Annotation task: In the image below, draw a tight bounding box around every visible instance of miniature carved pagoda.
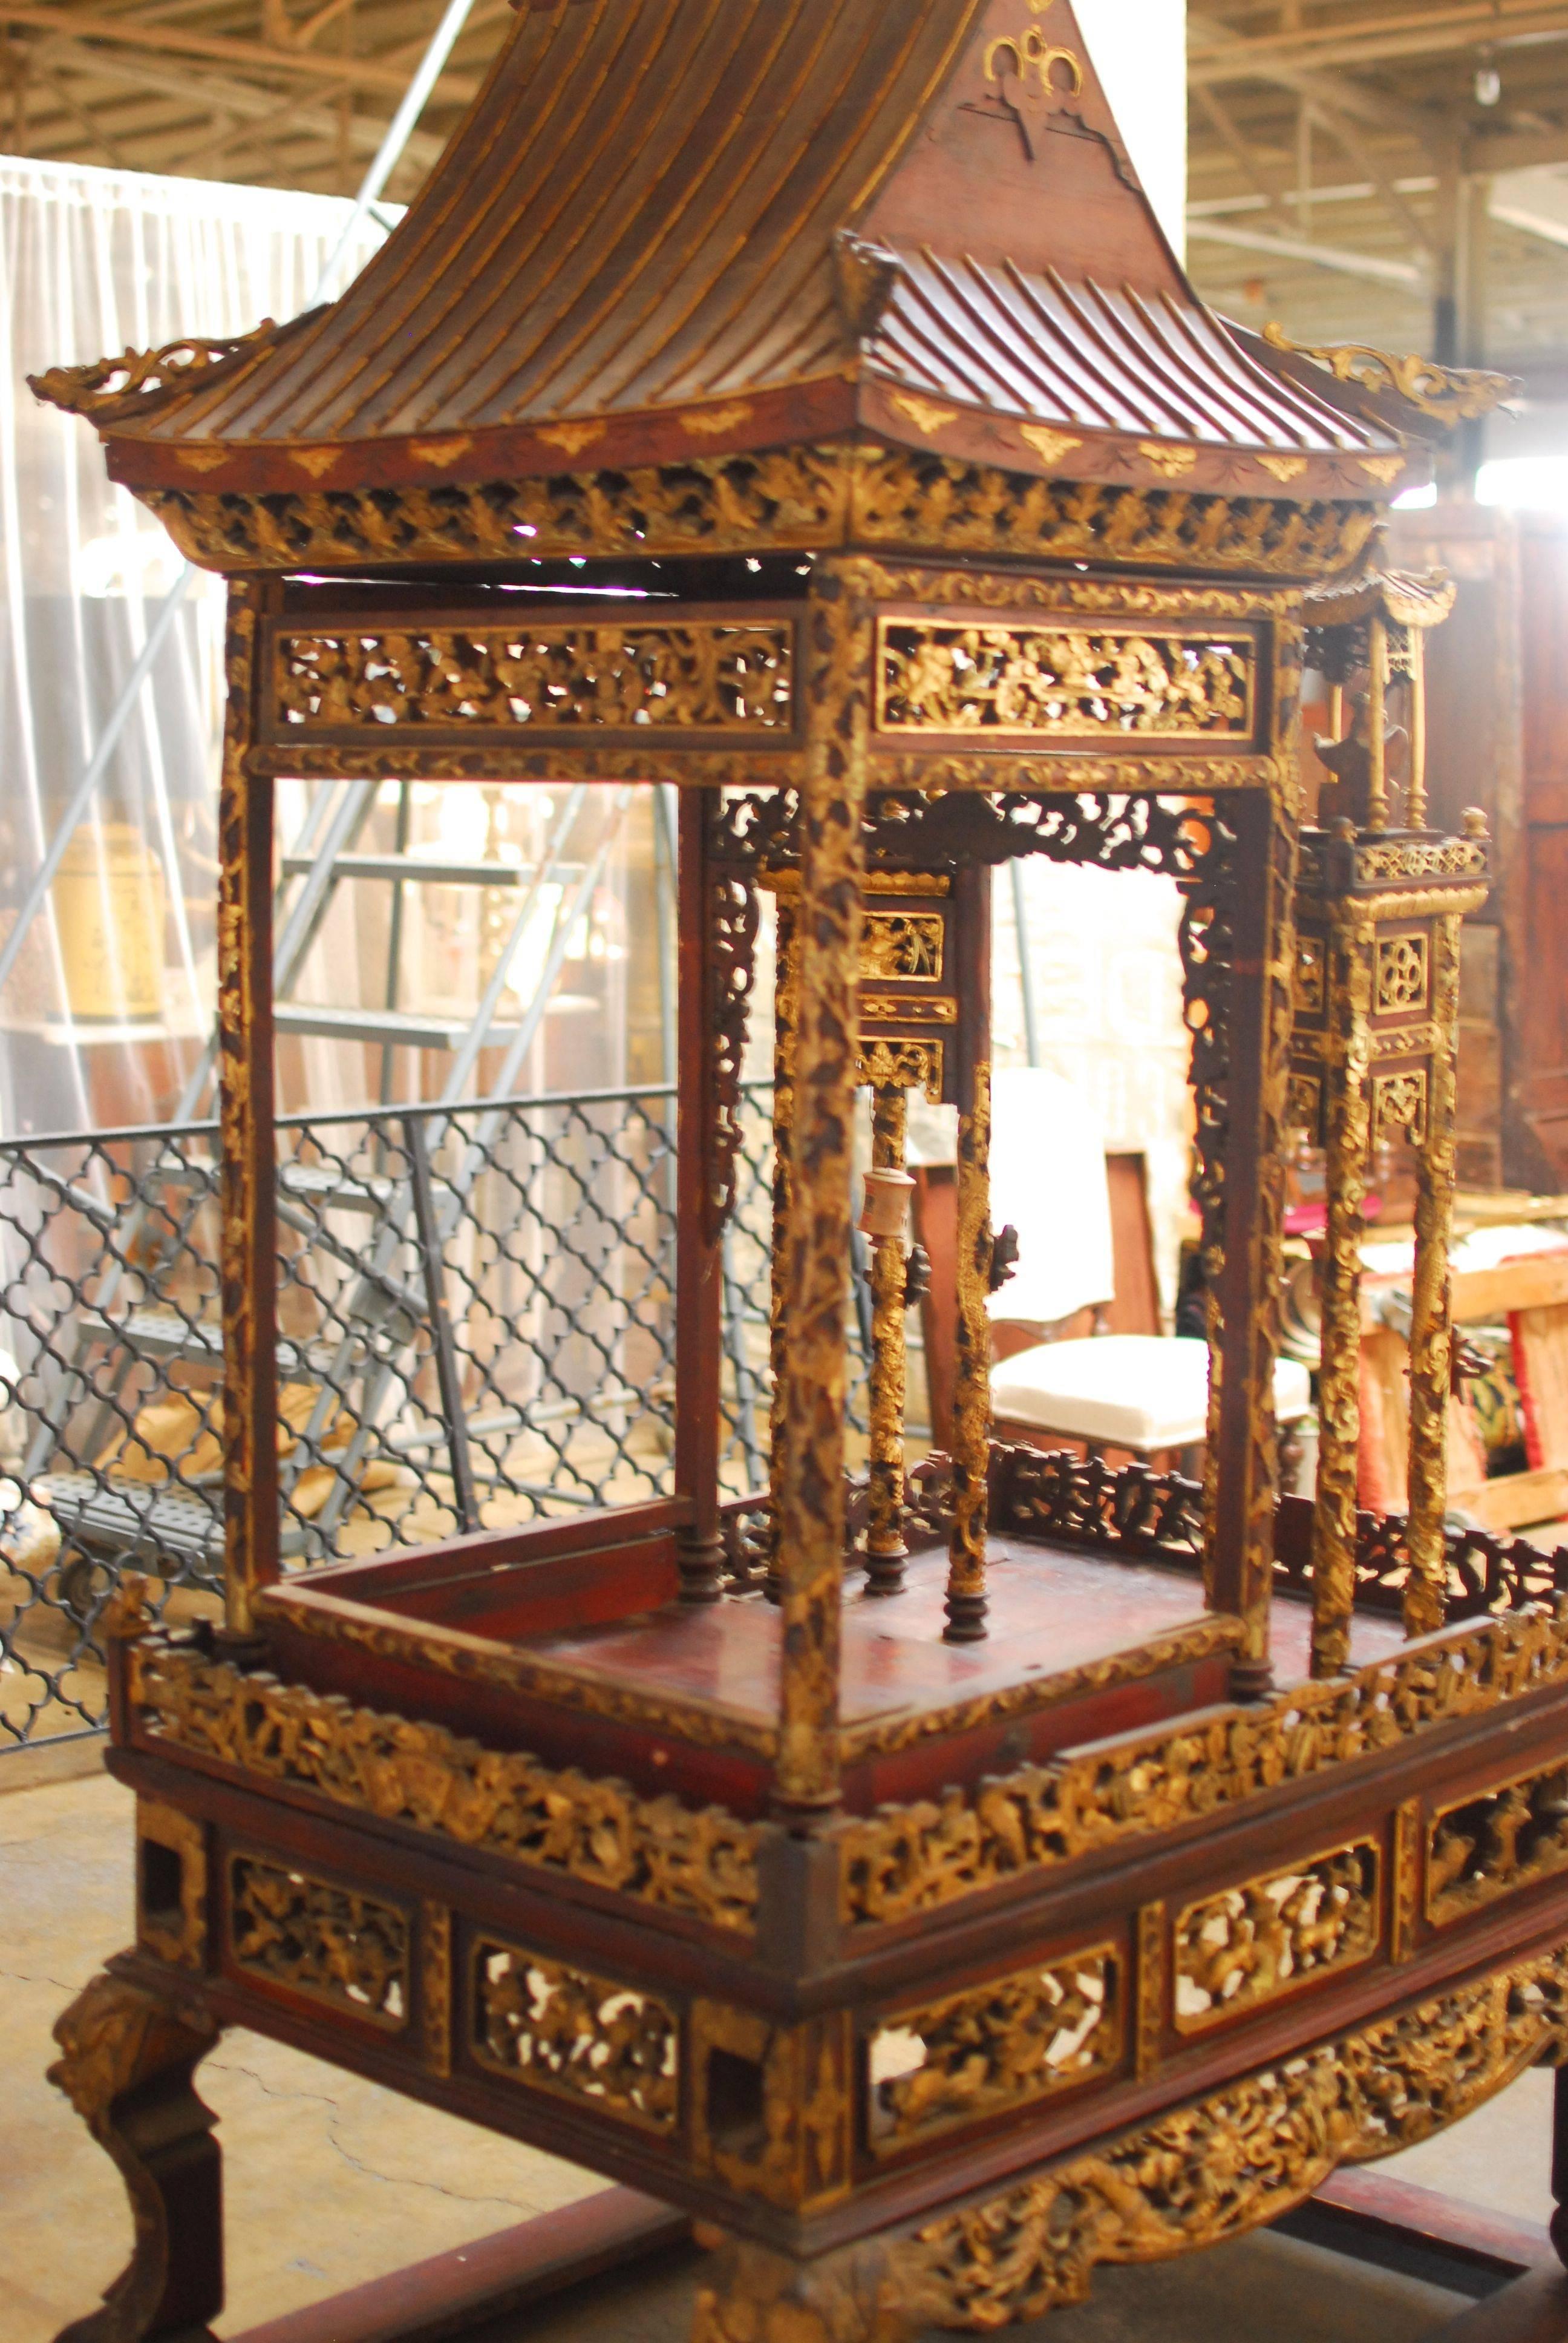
[36,5,1566,2339]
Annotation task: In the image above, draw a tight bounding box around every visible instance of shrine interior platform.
[265,1535,1409,1814]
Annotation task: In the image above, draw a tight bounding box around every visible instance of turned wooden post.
[863,1085,912,1598]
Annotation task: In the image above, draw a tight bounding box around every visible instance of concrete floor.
[0,1763,1555,2343]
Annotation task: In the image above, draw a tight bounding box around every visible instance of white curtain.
[0,153,387,1139]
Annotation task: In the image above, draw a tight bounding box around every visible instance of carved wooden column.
[1312,899,1375,1679]
[216,580,277,1648]
[1204,786,1296,1698]
[765,890,799,1605]
[774,559,870,1816]
[1404,906,1463,1635]
[863,1084,911,1598]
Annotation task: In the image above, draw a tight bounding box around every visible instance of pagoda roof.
[39,0,1449,507]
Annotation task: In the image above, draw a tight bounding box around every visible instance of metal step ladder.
[31,776,642,1581]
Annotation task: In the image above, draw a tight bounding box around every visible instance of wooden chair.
[915,1150,1313,1470]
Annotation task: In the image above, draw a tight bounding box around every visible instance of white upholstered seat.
[990,1334,1313,1455]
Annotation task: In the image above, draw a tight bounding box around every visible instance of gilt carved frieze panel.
[1172,1840,1381,2033]
[865,1944,1122,2153]
[263,614,797,745]
[875,617,1258,744]
[471,1937,679,2132]
[226,1851,410,2028]
[1428,1757,1568,1927]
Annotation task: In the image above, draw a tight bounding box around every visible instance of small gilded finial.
[1463,806,1490,839]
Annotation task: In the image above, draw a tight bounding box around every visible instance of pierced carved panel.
[272,622,794,735]
[227,1852,408,2026]
[1286,1072,1324,1136]
[876,621,1254,738]
[1173,1841,1380,2032]
[899,1947,1568,2330]
[139,454,1376,582]
[867,1945,1120,2150]
[707,867,760,1236]
[860,911,944,980]
[837,1599,1568,1930]
[471,1938,678,2131]
[1371,1067,1428,1145]
[857,1039,944,1099]
[1354,834,1488,884]
[1293,933,1327,1019]
[131,1643,760,1933]
[1376,933,1429,1014]
[1428,1759,1568,1927]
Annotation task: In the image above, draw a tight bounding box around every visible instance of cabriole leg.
[48,1968,223,2343]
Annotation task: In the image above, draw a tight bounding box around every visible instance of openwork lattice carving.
[877,622,1253,736]
[136,450,1377,579]
[1177,816,1241,1268]
[1428,1759,1568,1925]
[861,911,944,978]
[1371,1067,1428,1145]
[472,1939,679,2130]
[1293,934,1327,1017]
[997,1449,1204,1558]
[1173,1842,1380,2031]
[131,1641,761,1931]
[273,623,794,733]
[895,1946,1568,2332]
[837,1596,1568,1928]
[861,788,1233,877]
[708,870,762,1234]
[228,1853,408,2024]
[868,1947,1120,2148]
[1353,834,1488,883]
[1375,934,1428,1012]
[857,1039,944,1098]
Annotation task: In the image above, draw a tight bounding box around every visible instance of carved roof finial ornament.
[33,0,1458,552]
[1259,324,1519,428]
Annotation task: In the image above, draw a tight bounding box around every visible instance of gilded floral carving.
[867,1947,1120,2148]
[273,623,794,735]
[1428,1757,1568,1925]
[136,448,1377,582]
[131,1640,760,1932]
[227,1852,409,2025]
[837,1598,1568,1928]
[1172,1841,1380,2030]
[877,622,1253,738]
[472,1939,679,2131]
[860,911,944,980]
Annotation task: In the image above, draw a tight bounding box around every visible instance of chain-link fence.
[0,1079,869,1758]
